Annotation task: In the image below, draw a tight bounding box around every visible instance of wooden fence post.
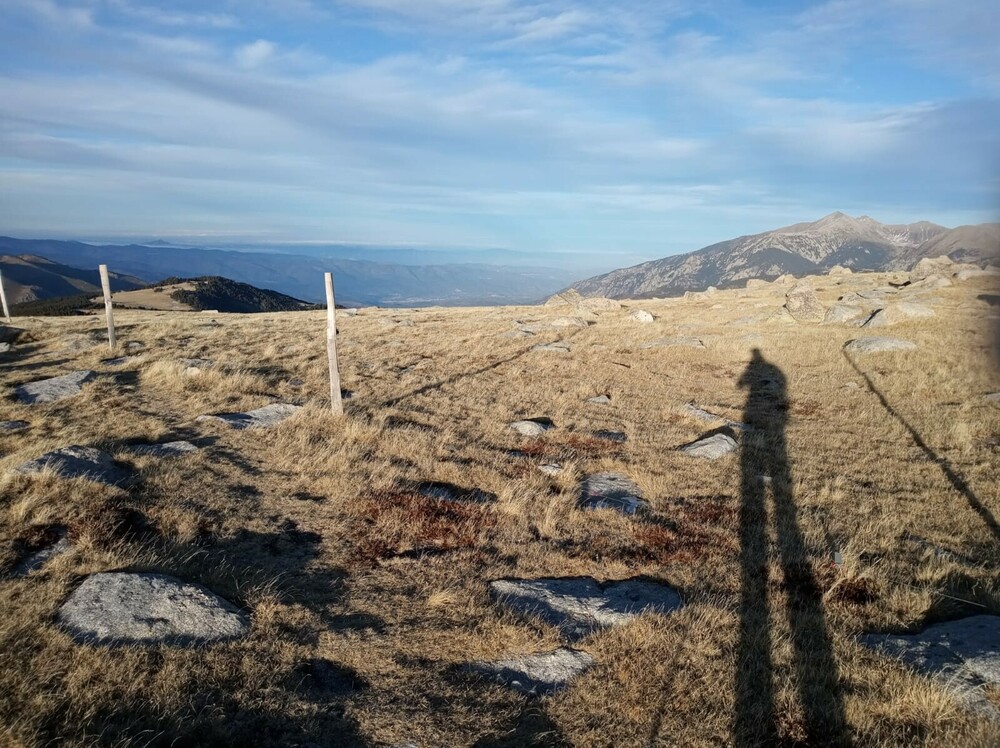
[325,272,344,415]
[0,269,10,322]
[99,264,116,350]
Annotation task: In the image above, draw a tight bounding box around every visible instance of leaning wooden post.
[99,264,116,350]
[0,269,10,322]
[325,272,344,415]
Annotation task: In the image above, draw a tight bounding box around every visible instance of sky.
[1,0,998,268]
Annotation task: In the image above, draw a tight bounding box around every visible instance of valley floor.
[1,269,999,747]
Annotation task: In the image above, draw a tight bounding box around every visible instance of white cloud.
[235,39,277,68]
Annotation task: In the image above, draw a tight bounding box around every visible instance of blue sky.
[1,0,998,268]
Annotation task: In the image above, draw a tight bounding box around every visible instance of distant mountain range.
[0,253,145,304]
[0,237,582,307]
[569,212,1000,299]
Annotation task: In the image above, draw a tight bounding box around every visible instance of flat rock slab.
[13,446,133,487]
[680,403,750,431]
[510,418,555,437]
[416,481,496,503]
[587,395,611,405]
[579,472,648,515]
[640,337,704,349]
[467,648,594,696]
[593,430,627,443]
[863,302,936,328]
[628,309,655,323]
[823,303,866,325]
[490,577,683,641]
[58,572,249,645]
[679,433,738,459]
[101,356,140,367]
[131,441,199,457]
[15,529,72,576]
[0,420,29,432]
[845,337,917,354]
[197,403,302,430]
[861,615,1000,716]
[14,371,95,404]
[538,463,564,476]
[532,342,572,353]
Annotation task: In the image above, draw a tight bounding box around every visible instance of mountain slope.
[569,213,999,299]
[0,237,579,307]
[122,276,317,313]
[0,254,145,304]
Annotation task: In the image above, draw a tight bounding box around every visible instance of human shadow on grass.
[735,349,848,747]
[473,703,570,747]
[843,350,1000,541]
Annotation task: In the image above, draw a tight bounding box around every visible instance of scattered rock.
[180,358,212,369]
[0,325,25,344]
[705,286,718,295]
[578,472,648,515]
[489,577,683,641]
[14,528,72,575]
[13,446,133,487]
[863,302,936,328]
[60,333,102,352]
[0,420,29,432]
[593,430,626,443]
[197,403,302,430]
[538,463,564,476]
[911,255,954,279]
[775,273,797,285]
[467,648,594,696]
[502,330,534,339]
[544,290,584,307]
[640,336,705,349]
[828,265,853,275]
[510,418,555,437]
[908,274,951,291]
[14,371,95,405]
[532,342,571,353]
[550,316,589,328]
[679,433,738,459]
[985,392,1000,406]
[0,342,11,353]
[731,308,796,326]
[58,572,249,645]
[823,303,866,325]
[131,441,199,457]
[844,337,918,354]
[587,395,611,405]
[680,403,750,431]
[861,615,1000,717]
[628,309,655,323]
[745,279,770,290]
[416,481,496,503]
[783,283,825,323]
[101,356,140,367]
[124,341,144,352]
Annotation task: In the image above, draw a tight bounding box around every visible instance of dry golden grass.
[0,270,998,746]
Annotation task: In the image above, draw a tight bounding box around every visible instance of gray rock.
[532,342,571,353]
[784,283,825,322]
[0,325,25,344]
[593,430,627,443]
[14,370,95,404]
[0,420,29,432]
[628,309,655,323]
[60,333,102,352]
[131,441,199,457]
[101,356,140,367]
[58,572,249,645]
[680,403,750,431]
[550,316,589,328]
[197,403,302,430]
[0,342,11,353]
[828,265,853,276]
[640,336,705,349]
[490,577,682,641]
[13,446,133,486]
[679,433,738,459]
[823,303,866,325]
[14,529,72,576]
[416,481,496,504]
[986,392,1000,405]
[587,395,611,405]
[467,648,594,696]
[538,463,564,476]
[861,615,1000,717]
[510,418,554,437]
[863,302,936,328]
[124,341,145,351]
[908,274,952,290]
[578,472,649,515]
[844,337,918,354]
[180,358,212,369]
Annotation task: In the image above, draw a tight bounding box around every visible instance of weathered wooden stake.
[99,264,116,350]
[0,269,10,322]
[325,272,344,415]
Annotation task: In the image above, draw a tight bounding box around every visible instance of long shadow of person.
[735,349,849,747]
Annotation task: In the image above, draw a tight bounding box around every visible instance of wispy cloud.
[0,0,996,261]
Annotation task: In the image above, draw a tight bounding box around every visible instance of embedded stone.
[13,446,133,487]
[679,433,738,459]
[14,371,95,404]
[467,648,594,696]
[197,403,302,430]
[578,472,648,515]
